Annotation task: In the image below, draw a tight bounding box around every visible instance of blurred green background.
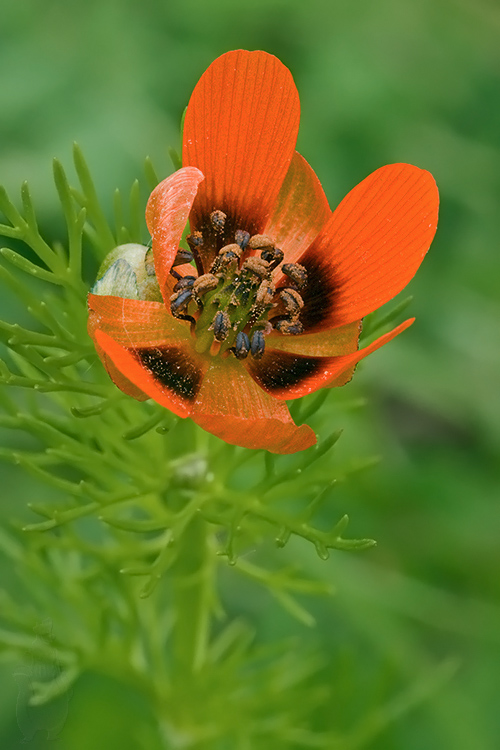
[1,0,499,747]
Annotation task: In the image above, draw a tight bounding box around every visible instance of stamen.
[273,317,304,335]
[248,234,274,251]
[192,273,219,303]
[255,280,275,308]
[210,210,227,233]
[279,288,304,315]
[281,263,308,290]
[170,289,193,317]
[234,331,250,360]
[211,311,231,341]
[172,248,194,266]
[260,246,284,270]
[250,330,265,359]
[210,243,242,274]
[220,243,243,259]
[235,229,250,250]
[241,257,270,281]
[172,220,309,359]
[186,232,204,251]
[173,275,196,292]
[186,231,205,276]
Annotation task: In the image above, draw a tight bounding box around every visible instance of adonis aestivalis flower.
[88,50,439,454]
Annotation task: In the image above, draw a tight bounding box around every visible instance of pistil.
[168,213,309,360]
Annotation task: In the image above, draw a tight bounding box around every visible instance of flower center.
[169,210,308,360]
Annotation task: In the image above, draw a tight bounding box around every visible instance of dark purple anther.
[235,229,250,250]
[250,330,265,359]
[260,246,284,270]
[173,249,194,266]
[281,263,308,290]
[173,275,196,292]
[234,331,250,359]
[212,311,231,341]
[170,289,193,313]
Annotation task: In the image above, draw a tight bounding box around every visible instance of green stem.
[171,512,214,679]
[157,512,215,747]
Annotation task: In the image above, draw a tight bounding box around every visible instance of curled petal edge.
[145,166,204,301]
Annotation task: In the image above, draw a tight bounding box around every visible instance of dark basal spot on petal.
[298,254,338,330]
[248,350,325,392]
[133,346,202,401]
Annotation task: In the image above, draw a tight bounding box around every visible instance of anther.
[279,288,304,315]
[248,234,274,251]
[192,273,219,302]
[211,311,231,341]
[210,210,227,233]
[255,280,275,307]
[210,243,242,274]
[170,289,193,316]
[241,257,270,281]
[219,243,242,261]
[260,246,284,270]
[172,248,194,266]
[234,331,250,359]
[173,275,196,292]
[281,263,308,290]
[273,317,304,335]
[250,330,266,359]
[186,232,204,251]
[235,229,250,250]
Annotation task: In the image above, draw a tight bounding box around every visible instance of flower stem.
[170,511,214,680]
[157,512,216,747]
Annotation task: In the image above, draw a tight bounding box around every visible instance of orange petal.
[264,151,331,265]
[266,320,361,357]
[87,308,149,402]
[247,319,414,400]
[191,356,316,454]
[145,166,204,301]
[88,294,189,347]
[183,50,300,238]
[298,164,439,331]
[92,328,207,418]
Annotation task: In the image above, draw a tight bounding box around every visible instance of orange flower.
[88,50,439,454]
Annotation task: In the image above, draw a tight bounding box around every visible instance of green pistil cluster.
[169,211,308,361]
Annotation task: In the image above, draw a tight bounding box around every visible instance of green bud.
[91,243,162,301]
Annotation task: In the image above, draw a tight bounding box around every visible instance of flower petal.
[88,298,208,418]
[88,310,149,402]
[263,151,331,264]
[88,294,190,347]
[266,320,361,358]
[183,50,300,249]
[94,330,207,418]
[247,319,414,399]
[297,164,439,331]
[145,166,204,301]
[191,356,316,454]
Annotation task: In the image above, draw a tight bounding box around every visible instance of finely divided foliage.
[0,51,438,746]
[0,147,382,742]
[0,143,376,552]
